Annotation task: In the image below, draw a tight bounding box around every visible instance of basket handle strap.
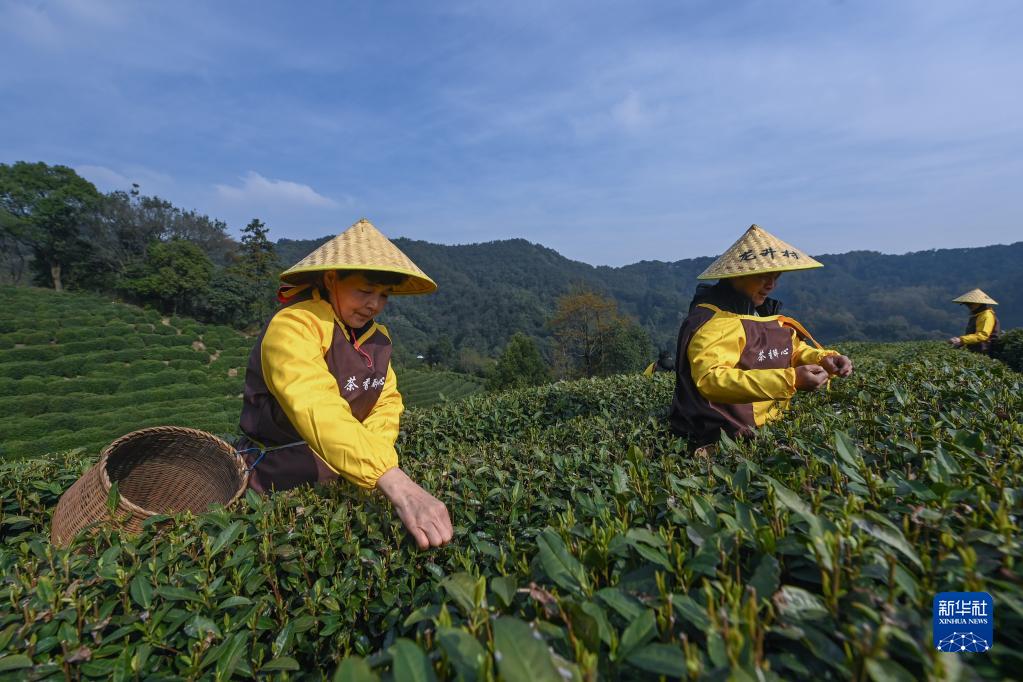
[237,440,307,473]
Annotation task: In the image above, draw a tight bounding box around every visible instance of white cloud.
[76,164,174,195]
[215,172,339,208]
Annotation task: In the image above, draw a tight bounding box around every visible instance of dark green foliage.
[487,332,550,390]
[0,161,102,291]
[1,341,1021,679]
[991,327,1023,372]
[425,335,456,368]
[119,240,215,316]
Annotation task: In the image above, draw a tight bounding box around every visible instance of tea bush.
[1,339,1020,680]
[991,327,1023,373]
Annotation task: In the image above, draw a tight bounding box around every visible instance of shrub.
[0,345,62,363]
[0,361,49,380]
[991,327,1023,372]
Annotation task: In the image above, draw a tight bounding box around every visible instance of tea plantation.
[1,330,1020,679]
[0,287,482,460]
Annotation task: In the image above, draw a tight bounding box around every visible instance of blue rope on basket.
[236,440,307,473]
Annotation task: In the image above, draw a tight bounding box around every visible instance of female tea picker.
[237,219,453,550]
[948,289,1000,355]
[669,224,854,448]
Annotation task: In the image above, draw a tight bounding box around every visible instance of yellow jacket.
[686,305,837,428]
[256,295,402,488]
[960,308,997,346]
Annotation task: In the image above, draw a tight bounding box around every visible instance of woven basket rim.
[97,426,248,518]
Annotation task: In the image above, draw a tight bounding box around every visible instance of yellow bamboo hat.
[280,218,437,295]
[697,224,824,280]
[952,289,998,306]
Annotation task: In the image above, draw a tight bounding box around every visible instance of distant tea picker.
[237,218,453,550]
[669,224,853,449]
[948,289,1000,355]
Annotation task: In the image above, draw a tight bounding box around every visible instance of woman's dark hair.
[289,269,409,290]
[336,269,409,287]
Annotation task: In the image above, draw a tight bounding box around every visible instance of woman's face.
[729,272,781,307]
[324,271,393,328]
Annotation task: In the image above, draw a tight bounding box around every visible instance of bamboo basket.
[51,426,248,547]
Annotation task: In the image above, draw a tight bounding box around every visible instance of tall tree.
[549,289,650,377]
[487,333,550,390]
[120,239,214,315]
[0,162,101,290]
[231,218,281,325]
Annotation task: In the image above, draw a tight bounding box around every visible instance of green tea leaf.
[864,658,916,682]
[333,656,379,682]
[597,588,643,622]
[390,638,437,682]
[493,617,561,682]
[437,627,485,682]
[615,609,656,661]
[261,656,300,672]
[155,586,201,602]
[106,481,120,515]
[441,572,477,616]
[626,643,685,677]
[853,515,923,570]
[748,554,780,602]
[129,575,153,609]
[773,586,829,622]
[209,520,243,556]
[536,528,588,595]
[214,633,248,682]
[0,655,33,673]
[491,575,517,609]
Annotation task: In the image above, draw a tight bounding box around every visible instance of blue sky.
[2,1,1021,266]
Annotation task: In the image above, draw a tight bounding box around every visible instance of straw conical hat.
[280,218,437,295]
[952,288,998,306]
[697,224,824,280]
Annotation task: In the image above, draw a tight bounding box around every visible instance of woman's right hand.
[795,364,830,392]
[376,467,453,550]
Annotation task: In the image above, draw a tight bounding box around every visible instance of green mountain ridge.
[276,236,1023,359]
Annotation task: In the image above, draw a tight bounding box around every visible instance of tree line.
[0,161,280,328]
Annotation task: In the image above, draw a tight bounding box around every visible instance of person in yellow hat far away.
[669,224,854,449]
[236,219,453,550]
[948,289,1000,355]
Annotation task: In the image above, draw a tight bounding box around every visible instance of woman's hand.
[948,337,962,347]
[820,354,854,377]
[795,364,830,392]
[376,467,453,550]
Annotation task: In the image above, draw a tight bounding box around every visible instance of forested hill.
[276,236,1023,357]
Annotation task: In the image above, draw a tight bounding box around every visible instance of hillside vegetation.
[277,236,1023,357]
[0,287,483,459]
[1,341,1020,679]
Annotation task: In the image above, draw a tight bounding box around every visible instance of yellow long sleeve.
[793,336,838,366]
[260,305,398,489]
[960,309,997,346]
[688,316,797,404]
[361,364,404,444]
